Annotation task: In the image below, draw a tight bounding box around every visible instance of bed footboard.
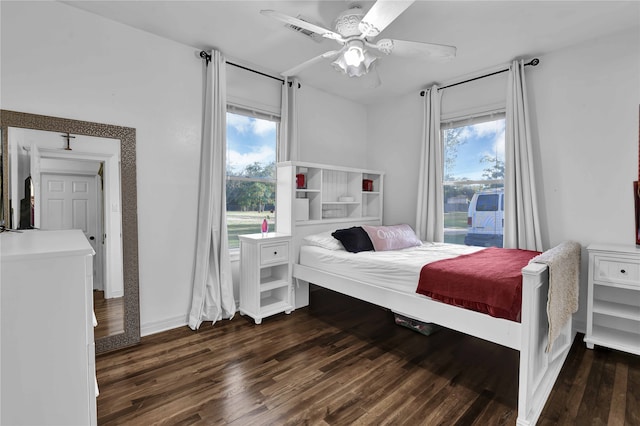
[294,251,576,425]
[517,262,576,425]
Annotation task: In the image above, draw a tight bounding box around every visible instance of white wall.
[1,1,203,334]
[367,93,424,226]
[1,1,367,335]
[367,27,640,329]
[297,85,368,168]
[528,28,640,248]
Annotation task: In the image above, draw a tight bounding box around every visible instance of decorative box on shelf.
[238,233,293,325]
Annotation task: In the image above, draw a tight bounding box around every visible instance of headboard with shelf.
[276,161,384,308]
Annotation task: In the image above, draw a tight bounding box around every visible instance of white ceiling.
[62,1,639,105]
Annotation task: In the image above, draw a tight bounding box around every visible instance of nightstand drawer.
[594,257,640,287]
[260,242,289,266]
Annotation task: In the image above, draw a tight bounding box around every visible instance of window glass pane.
[476,194,499,211]
[226,111,278,249]
[443,117,505,248]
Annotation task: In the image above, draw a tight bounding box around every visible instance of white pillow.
[302,231,345,251]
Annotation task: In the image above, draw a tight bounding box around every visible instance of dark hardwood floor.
[94,290,124,339]
[96,288,640,425]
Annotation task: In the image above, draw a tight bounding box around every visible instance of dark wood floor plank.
[94,290,124,339]
[96,288,640,425]
[593,351,617,424]
[466,396,517,426]
[551,344,595,424]
[608,362,628,426]
[576,347,608,424]
[626,357,640,426]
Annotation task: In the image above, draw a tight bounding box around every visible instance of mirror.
[1,110,140,353]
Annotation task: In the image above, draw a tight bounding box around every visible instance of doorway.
[7,126,124,336]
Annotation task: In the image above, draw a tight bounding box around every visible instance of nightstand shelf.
[585,243,640,356]
[260,294,291,313]
[592,299,640,321]
[260,277,289,291]
[239,233,293,325]
[588,324,640,354]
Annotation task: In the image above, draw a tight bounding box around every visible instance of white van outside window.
[464,188,504,247]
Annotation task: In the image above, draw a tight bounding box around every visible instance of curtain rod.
[420,58,539,96]
[199,51,299,87]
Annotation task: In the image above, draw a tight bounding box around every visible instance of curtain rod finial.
[199,51,211,63]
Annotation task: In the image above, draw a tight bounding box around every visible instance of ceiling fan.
[261,0,456,84]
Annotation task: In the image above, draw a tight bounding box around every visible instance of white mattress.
[298,242,483,294]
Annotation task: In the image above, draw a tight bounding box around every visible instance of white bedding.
[299,242,484,293]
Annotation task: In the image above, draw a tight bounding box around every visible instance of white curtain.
[278,77,300,162]
[188,50,236,330]
[504,60,543,251]
[415,85,444,242]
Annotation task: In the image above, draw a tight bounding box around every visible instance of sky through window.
[226,113,276,176]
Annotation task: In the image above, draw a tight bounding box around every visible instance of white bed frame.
[291,223,576,426]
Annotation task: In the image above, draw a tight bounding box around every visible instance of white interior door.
[40,173,103,289]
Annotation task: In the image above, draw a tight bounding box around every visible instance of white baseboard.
[105,290,124,299]
[141,314,188,337]
[140,301,241,337]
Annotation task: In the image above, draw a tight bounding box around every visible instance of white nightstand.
[585,243,640,355]
[238,233,293,324]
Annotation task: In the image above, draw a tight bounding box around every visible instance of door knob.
[89,236,95,241]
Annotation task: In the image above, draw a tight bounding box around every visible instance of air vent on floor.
[284,15,323,43]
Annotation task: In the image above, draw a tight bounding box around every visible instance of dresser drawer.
[260,242,289,266]
[594,256,640,287]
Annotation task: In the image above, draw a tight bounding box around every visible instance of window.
[442,114,505,248]
[226,110,279,249]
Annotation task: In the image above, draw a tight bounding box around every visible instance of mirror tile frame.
[1,110,140,353]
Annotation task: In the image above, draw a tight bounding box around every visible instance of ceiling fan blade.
[358,0,415,37]
[260,10,344,41]
[281,50,343,77]
[379,39,456,61]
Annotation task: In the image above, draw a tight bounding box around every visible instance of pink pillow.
[362,224,422,251]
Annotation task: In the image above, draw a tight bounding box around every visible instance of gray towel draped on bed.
[530,241,581,351]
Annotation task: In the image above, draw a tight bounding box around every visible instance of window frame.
[225,106,281,257]
[441,110,506,247]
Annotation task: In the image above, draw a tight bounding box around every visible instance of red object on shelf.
[362,179,373,191]
[296,174,305,189]
[635,181,640,245]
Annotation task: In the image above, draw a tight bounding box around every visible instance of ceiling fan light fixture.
[332,47,377,78]
[343,41,365,67]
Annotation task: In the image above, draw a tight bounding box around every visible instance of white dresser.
[585,243,640,356]
[1,229,97,425]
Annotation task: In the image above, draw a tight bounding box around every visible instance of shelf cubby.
[276,161,384,231]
